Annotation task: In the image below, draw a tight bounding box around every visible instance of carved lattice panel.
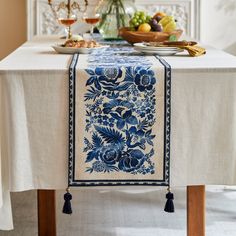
[36,0,99,36]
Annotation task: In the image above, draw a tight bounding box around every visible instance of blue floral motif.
[92,161,106,172]
[99,145,122,165]
[118,149,146,172]
[102,99,133,114]
[110,109,138,130]
[83,47,157,175]
[134,68,156,91]
[85,67,122,90]
[126,126,145,148]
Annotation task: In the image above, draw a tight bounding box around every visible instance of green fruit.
[169,35,177,41]
[141,16,146,21]
[132,11,154,28]
[129,23,134,28]
[140,12,145,17]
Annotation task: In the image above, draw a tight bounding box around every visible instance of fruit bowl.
[119,27,183,44]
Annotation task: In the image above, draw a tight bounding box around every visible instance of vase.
[97,0,136,40]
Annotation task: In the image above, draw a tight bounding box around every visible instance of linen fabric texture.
[0,37,236,229]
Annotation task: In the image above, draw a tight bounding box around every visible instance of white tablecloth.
[0,36,236,230]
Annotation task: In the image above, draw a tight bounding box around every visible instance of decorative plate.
[134,43,180,51]
[133,43,183,56]
[52,44,109,54]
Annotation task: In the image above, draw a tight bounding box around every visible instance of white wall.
[200,0,236,55]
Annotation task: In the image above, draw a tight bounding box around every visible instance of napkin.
[146,41,206,57]
[161,41,206,57]
[179,45,206,57]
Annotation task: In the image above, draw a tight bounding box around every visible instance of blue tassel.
[164,188,175,213]
[62,188,72,214]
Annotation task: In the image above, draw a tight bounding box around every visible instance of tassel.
[62,188,72,214]
[164,187,175,213]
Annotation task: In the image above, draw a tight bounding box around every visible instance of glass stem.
[90,25,94,38]
[68,26,72,39]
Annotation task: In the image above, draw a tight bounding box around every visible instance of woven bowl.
[119,27,183,44]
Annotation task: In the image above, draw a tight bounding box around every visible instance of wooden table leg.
[187,185,205,236]
[37,190,56,236]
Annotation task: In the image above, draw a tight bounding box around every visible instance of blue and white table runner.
[68,46,171,186]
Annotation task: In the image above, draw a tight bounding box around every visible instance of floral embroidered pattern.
[83,47,157,175]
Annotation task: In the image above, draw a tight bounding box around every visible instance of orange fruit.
[153,12,166,19]
[138,23,151,32]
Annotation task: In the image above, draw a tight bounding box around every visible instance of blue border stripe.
[156,56,171,186]
[68,53,79,186]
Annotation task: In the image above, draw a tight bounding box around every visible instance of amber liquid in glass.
[84,17,100,24]
[58,18,77,26]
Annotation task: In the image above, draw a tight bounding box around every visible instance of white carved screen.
[27,0,200,40]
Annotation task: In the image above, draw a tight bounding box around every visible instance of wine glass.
[83,12,101,39]
[58,14,77,39]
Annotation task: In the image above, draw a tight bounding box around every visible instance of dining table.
[0,35,236,236]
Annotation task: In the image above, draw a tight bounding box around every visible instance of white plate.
[52,44,109,54]
[133,43,179,51]
[134,47,183,56]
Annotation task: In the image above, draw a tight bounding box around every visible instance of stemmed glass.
[83,12,101,38]
[58,14,77,39]
[48,0,89,39]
